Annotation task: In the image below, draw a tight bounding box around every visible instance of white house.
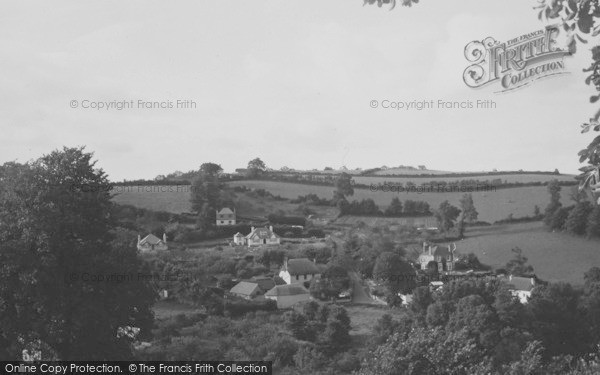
[418,242,456,272]
[137,233,168,252]
[216,207,236,226]
[233,226,281,247]
[502,275,536,304]
[265,284,311,309]
[279,258,321,285]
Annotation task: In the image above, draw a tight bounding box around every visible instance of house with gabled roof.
[279,257,321,285]
[230,281,262,299]
[216,207,236,226]
[137,233,168,252]
[233,226,281,247]
[501,275,536,304]
[265,284,311,309]
[418,242,456,272]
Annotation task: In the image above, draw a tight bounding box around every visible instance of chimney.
[163,233,167,243]
[313,258,316,264]
[269,225,273,232]
[251,226,255,232]
[283,257,288,271]
[137,234,141,244]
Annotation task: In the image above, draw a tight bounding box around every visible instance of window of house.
[295,275,299,280]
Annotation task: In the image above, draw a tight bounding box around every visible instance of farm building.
[137,233,168,252]
[279,258,321,285]
[418,242,456,272]
[265,284,311,309]
[233,226,281,246]
[230,281,262,299]
[216,207,236,226]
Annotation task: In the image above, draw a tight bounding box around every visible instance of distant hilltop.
[114,162,573,185]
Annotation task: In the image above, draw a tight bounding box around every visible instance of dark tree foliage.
[190,162,223,228]
[0,147,156,360]
[333,172,354,204]
[434,201,461,232]
[504,247,534,277]
[544,180,563,227]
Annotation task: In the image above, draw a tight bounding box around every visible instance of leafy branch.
[362,0,419,10]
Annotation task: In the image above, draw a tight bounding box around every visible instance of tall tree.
[384,197,403,217]
[199,162,223,176]
[459,193,478,223]
[0,147,155,360]
[373,252,415,296]
[434,201,461,232]
[565,200,593,235]
[586,204,600,238]
[190,162,223,228]
[543,180,562,227]
[504,247,534,277]
[333,172,354,205]
[247,157,267,178]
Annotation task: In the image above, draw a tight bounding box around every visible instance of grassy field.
[452,222,600,285]
[334,215,437,228]
[110,184,338,220]
[112,181,577,223]
[111,185,191,213]
[111,180,579,224]
[227,180,575,223]
[353,173,576,185]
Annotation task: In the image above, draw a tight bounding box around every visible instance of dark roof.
[217,208,234,215]
[286,258,321,276]
[504,276,535,292]
[265,284,309,297]
[230,281,261,296]
[249,277,276,292]
[432,245,452,257]
[247,227,280,240]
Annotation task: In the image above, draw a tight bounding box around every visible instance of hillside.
[226,180,574,223]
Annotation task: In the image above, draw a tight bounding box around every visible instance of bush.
[268,214,306,226]
[224,299,277,318]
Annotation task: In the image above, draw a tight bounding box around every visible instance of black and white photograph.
[2,0,600,374]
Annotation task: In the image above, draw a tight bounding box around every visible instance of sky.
[0,0,598,180]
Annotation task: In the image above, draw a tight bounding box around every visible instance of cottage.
[233,226,281,246]
[418,242,456,272]
[230,281,262,299]
[137,233,168,252]
[216,207,236,226]
[265,284,311,309]
[279,258,321,285]
[502,275,536,304]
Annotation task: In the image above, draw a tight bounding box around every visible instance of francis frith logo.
[463,25,571,92]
